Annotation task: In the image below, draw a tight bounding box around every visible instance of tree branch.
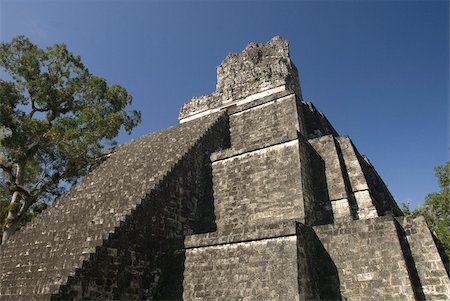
[17,199,31,220]
[10,183,32,199]
[30,172,61,201]
[0,159,16,183]
[30,99,47,118]
[25,143,40,158]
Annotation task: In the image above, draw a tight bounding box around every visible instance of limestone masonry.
[0,36,449,300]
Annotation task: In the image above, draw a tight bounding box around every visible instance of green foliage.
[401,202,413,216]
[0,36,141,240]
[402,161,450,257]
[1,170,47,235]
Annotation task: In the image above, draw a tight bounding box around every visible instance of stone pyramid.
[0,36,449,300]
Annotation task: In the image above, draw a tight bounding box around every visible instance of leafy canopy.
[402,161,450,257]
[0,36,141,236]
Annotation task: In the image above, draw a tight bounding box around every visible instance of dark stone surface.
[0,113,229,300]
[301,101,339,139]
[296,223,342,300]
[309,135,350,202]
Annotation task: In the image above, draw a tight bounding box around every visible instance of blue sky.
[1,0,448,208]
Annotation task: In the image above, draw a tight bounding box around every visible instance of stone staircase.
[0,112,228,300]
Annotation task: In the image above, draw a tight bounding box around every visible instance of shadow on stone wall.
[431,233,450,278]
[333,141,360,220]
[51,116,230,300]
[308,145,334,226]
[297,223,342,300]
[152,238,185,301]
[393,219,426,300]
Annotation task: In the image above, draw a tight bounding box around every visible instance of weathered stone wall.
[184,221,342,301]
[212,140,305,231]
[216,36,301,102]
[396,215,450,300]
[184,236,300,300]
[0,113,229,300]
[309,135,356,221]
[314,216,418,300]
[301,101,339,139]
[308,134,400,221]
[229,93,301,152]
[307,141,335,226]
[360,156,403,216]
[182,77,319,300]
[309,135,349,202]
[210,90,317,230]
[298,134,326,226]
[179,36,301,121]
[51,113,230,300]
[2,36,449,301]
[296,223,341,300]
[336,136,380,219]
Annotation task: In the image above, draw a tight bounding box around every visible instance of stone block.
[396,215,450,300]
[228,93,302,153]
[212,140,306,231]
[184,236,300,301]
[314,217,417,300]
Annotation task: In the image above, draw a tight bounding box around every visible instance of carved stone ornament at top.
[179,36,302,121]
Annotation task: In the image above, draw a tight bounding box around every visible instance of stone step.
[0,113,226,300]
[0,293,53,301]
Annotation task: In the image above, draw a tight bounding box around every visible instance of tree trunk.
[1,163,24,245]
[1,201,19,243]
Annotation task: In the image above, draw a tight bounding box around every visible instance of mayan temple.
[0,36,449,300]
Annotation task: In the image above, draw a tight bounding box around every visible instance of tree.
[0,196,47,238]
[0,154,48,237]
[402,161,450,257]
[0,36,141,244]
